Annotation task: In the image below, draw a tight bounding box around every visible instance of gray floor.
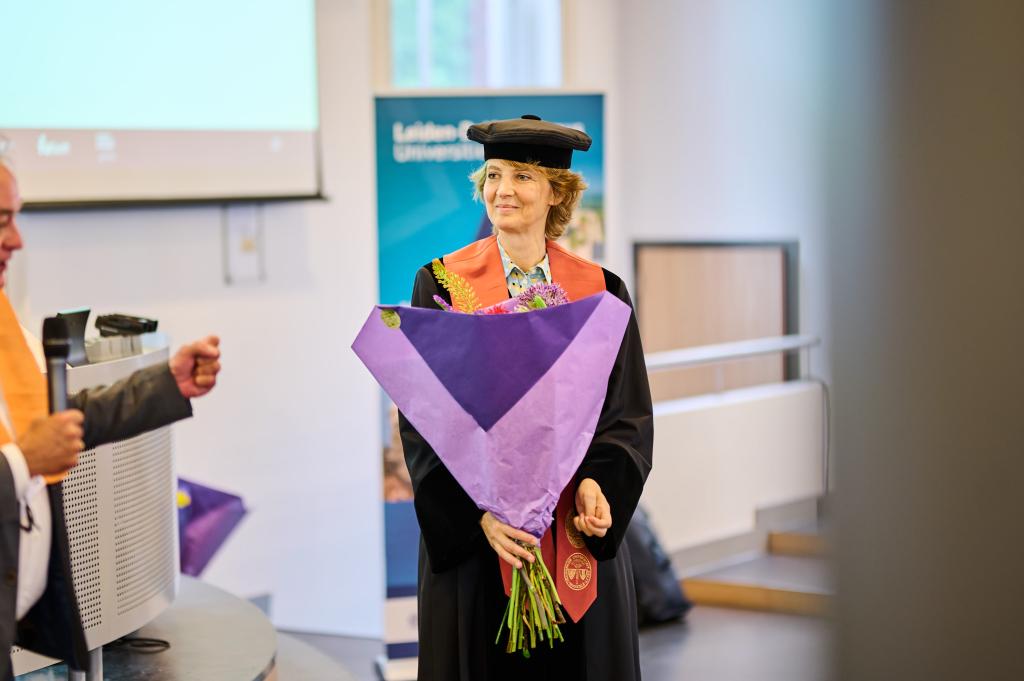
[284,605,831,681]
[639,607,830,681]
[275,633,363,681]
[695,554,833,594]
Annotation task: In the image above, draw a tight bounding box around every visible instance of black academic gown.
[399,264,654,681]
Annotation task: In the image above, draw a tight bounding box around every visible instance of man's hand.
[574,477,612,538]
[169,335,221,399]
[17,410,85,477]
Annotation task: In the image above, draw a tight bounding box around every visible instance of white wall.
[643,382,825,552]
[562,0,624,279]
[578,0,831,378]
[8,0,382,636]
[568,0,831,543]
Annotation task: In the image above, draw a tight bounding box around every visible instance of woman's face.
[483,159,558,237]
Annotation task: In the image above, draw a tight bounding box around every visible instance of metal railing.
[645,334,820,373]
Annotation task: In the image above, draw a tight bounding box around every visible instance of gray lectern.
[11,346,179,678]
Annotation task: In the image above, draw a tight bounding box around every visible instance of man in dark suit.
[0,159,222,678]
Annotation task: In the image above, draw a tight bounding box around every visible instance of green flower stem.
[514,567,521,649]
[496,601,507,645]
[510,567,519,629]
[497,541,568,655]
[526,563,549,632]
[536,546,563,606]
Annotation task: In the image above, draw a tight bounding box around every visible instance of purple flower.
[433,294,454,312]
[513,283,570,310]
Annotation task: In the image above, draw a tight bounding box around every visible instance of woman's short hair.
[470,161,588,240]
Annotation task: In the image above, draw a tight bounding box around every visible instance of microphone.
[42,316,70,414]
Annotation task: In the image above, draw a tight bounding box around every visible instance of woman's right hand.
[480,512,538,569]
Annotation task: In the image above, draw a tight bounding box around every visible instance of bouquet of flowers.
[352,260,630,655]
[428,259,569,316]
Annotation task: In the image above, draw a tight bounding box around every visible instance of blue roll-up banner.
[375,93,604,680]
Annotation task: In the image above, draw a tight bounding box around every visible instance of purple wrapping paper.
[352,291,631,538]
[177,478,247,577]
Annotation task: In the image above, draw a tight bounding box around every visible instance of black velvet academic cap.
[466,114,592,169]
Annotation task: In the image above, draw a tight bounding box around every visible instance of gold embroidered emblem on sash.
[563,552,593,591]
[565,512,586,548]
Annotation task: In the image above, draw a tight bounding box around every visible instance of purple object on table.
[352,291,631,538]
[177,478,247,577]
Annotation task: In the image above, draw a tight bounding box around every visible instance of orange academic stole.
[444,235,605,622]
[0,294,67,482]
[0,292,49,451]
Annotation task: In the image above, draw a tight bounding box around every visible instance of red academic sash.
[444,235,605,622]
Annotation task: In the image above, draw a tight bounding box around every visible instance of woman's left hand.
[574,478,612,538]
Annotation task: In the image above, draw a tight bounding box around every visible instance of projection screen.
[1,1,321,207]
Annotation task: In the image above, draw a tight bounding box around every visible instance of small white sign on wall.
[222,204,266,285]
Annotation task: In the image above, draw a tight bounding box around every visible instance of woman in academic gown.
[399,115,654,681]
